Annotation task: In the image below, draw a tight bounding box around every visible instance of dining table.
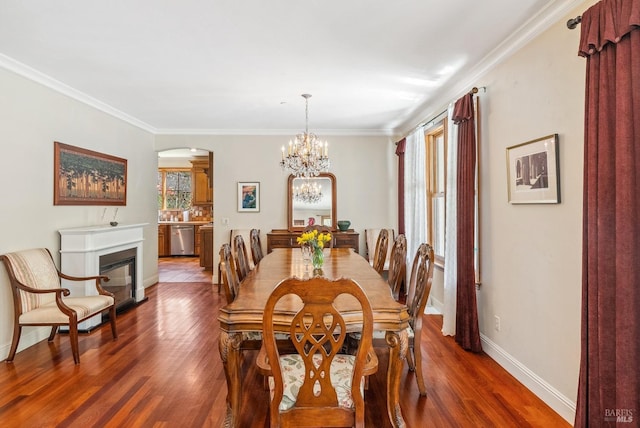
[217,247,411,427]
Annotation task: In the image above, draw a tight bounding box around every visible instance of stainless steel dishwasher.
[170,225,195,255]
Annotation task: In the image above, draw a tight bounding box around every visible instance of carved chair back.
[232,234,251,282]
[262,276,377,428]
[249,228,264,266]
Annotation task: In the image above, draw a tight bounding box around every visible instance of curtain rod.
[567,15,581,29]
[397,86,486,143]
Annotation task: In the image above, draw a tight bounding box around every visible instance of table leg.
[386,329,408,428]
[219,331,243,428]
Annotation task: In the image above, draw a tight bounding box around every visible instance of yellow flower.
[297,230,331,250]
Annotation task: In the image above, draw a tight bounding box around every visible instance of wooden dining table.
[217,247,411,427]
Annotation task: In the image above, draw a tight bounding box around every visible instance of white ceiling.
[0,1,580,136]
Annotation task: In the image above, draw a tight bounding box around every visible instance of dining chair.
[256,276,378,428]
[219,243,293,354]
[218,243,263,351]
[219,243,241,305]
[232,234,251,282]
[364,228,395,273]
[404,243,435,396]
[348,242,434,396]
[230,229,254,269]
[371,229,390,275]
[387,234,407,300]
[249,228,264,266]
[0,248,118,364]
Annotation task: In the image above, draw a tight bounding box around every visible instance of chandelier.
[280,94,330,177]
[293,180,323,204]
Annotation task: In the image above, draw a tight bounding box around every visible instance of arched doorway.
[157,148,214,283]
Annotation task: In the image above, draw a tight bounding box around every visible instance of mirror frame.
[287,173,337,232]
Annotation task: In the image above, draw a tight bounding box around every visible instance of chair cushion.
[19,296,114,324]
[269,353,360,411]
[5,249,60,312]
[351,325,414,341]
[242,331,290,341]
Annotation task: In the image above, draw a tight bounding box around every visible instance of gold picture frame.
[54,142,127,206]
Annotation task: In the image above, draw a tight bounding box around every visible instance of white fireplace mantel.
[59,223,147,329]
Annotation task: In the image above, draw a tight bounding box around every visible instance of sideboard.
[267,229,359,254]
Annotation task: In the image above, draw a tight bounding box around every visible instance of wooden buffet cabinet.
[267,229,359,254]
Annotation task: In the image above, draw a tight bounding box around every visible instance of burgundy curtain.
[575,0,640,425]
[395,138,406,235]
[452,93,482,352]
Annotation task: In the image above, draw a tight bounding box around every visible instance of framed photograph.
[506,134,560,204]
[54,141,127,206]
[237,182,260,212]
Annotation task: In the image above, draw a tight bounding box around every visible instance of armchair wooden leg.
[48,326,58,341]
[109,306,118,339]
[69,320,80,364]
[6,324,21,363]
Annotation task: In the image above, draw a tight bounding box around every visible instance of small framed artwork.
[237,182,260,212]
[506,134,560,204]
[54,141,127,206]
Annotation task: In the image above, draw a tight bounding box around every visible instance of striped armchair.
[1,248,117,364]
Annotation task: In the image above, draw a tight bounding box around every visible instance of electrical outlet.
[494,315,501,331]
[222,218,229,226]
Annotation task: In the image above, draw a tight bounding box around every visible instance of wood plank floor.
[158,256,213,282]
[0,258,570,427]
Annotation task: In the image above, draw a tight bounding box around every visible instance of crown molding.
[395,0,585,138]
[155,128,396,137]
[0,53,157,134]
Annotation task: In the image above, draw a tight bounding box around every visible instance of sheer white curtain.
[442,103,458,336]
[404,126,427,276]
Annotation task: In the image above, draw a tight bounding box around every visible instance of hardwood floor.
[158,256,213,282]
[0,259,569,427]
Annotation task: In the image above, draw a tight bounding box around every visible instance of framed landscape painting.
[54,142,127,206]
[237,182,260,212]
[506,134,560,204]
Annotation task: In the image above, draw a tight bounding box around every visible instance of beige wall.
[480,6,588,420]
[154,134,398,274]
[0,67,158,357]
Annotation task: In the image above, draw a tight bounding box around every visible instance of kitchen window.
[158,169,192,210]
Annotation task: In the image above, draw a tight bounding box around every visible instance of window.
[157,169,192,210]
[425,120,447,264]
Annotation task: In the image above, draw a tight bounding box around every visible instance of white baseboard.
[0,326,50,361]
[426,296,443,314]
[144,274,159,288]
[480,333,576,424]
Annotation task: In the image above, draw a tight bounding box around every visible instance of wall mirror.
[287,173,336,231]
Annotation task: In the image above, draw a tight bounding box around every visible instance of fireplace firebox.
[100,247,136,313]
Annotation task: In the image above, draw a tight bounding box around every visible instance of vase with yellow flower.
[297,229,332,271]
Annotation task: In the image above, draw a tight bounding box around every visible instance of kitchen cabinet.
[199,225,214,270]
[158,224,170,257]
[191,158,212,205]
